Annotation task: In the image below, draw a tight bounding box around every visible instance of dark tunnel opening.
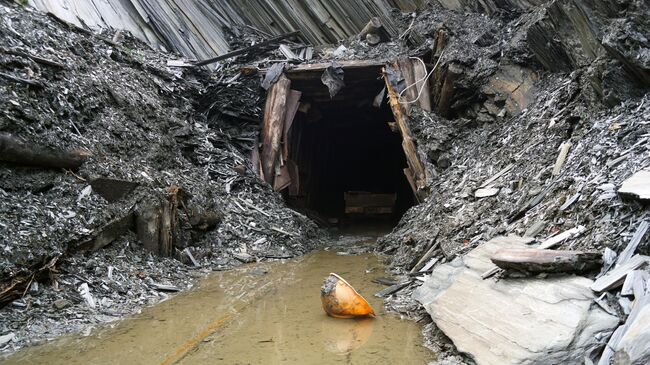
[283,68,416,227]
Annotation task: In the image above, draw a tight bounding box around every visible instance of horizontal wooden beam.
[285,60,385,74]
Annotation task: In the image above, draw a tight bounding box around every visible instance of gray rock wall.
[28,0,428,61]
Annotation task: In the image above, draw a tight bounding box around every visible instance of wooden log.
[284,60,384,76]
[0,71,44,88]
[374,281,410,297]
[480,163,514,188]
[261,74,291,185]
[412,59,432,111]
[490,248,602,274]
[359,17,390,45]
[402,138,426,187]
[403,168,418,196]
[0,256,59,308]
[0,133,89,170]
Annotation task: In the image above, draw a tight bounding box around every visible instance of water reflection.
[322,317,375,355]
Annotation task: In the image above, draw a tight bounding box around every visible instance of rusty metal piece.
[320,273,375,318]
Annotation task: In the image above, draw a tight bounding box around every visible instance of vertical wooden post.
[383,66,427,193]
[396,58,418,115]
[412,59,432,112]
[261,74,291,185]
[282,90,302,160]
[437,63,462,118]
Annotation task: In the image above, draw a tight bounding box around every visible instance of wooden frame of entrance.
[256,59,430,200]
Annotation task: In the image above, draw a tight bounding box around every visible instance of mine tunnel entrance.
[271,63,416,226]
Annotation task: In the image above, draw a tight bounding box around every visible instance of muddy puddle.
[2,250,434,364]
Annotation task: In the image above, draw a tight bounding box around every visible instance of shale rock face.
[414,236,619,365]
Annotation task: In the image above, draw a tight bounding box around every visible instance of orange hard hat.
[321,273,375,319]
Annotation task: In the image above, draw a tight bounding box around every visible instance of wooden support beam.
[437,63,462,117]
[282,90,302,159]
[412,59,432,111]
[384,68,427,192]
[135,187,184,257]
[396,58,418,115]
[261,74,291,185]
[284,60,384,75]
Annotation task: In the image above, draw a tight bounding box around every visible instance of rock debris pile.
[0,2,318,352]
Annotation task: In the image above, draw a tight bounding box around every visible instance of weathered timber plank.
[282,90,302,159]
[261,74,291,185]
[384,69,427,190]
[396,58,418,115]
[490,248,601,274]
[412,58,432,111]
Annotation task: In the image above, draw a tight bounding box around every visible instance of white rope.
[399,18,416,40]
[397,49,445,105]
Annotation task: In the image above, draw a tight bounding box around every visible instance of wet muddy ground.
[1,242,434,365]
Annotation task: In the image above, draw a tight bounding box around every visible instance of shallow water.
[2,250,434,365]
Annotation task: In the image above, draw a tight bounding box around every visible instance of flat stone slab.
[90,177,138,202]
[414,236,619,365]
[619,170,650,201]
[614,300,650,364]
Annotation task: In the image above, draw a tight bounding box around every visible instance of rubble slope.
[0,2,319,351]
